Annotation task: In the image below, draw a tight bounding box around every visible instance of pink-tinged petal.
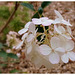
[25,22,32,28]
[16,41,23,49]
[54,25,62,34]
[42,20,53,26]
[49,52,60,64]
[26,34,34,42]
[62,34,72,39]
[61,53,69,63]
[62,19,72,26]
[67,26,72,35]
[55,47,65,52]
[40,17,48,20]
[32,18,41,25]
[50,36,61,49]
[39,44,52,55]
[54,10,63,19]
[27,45,32,54]
[67,52,75,61]
[18,28,28,35]
[21,33,28,40]
[64,39,74,51]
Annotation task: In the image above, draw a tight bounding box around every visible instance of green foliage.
[0,50,7,59]
[21,3,35,11]
[2,27,10,41]
[8,53,18,59]
[0,70,2,73]
[0,43,3,49]
[10,69,20,73]
[0,5,30,41]
[0,64,7,68]
[0,6,10,19]
[0,42,18,60]
[38,7,43,15]
[32,12,40,18]
[41,1,51,9]
[0,42,19,73]
[10,18,24,32]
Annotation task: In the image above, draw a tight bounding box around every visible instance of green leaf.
[41,1,51,9]
[0,43,3,49]
[21,3,35,11]
[10,69,20,73]
[0,70,2,73]
[32,12,40,18]
[38,7,43,15]
[0,64,7,68]
[0,50,7,58]
[32,12,44,18]
[8,53,18,59]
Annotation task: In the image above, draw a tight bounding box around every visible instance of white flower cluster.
[6,31,23,57]
[6,31,21,49]
[17,10,75,68]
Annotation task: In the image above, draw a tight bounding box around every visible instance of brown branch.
[0,2,20,33]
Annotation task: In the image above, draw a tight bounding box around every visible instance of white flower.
[39,36,65,64]
[26,41,39,55]
[25,22,38,54]
[32,17,54,26]
[61,39,75,63]
[54,25,72,39]
[21,33,28,41]
[16,22,36,49]
[54,10,72,26]
[18,22,32,35]
[9,31,18,36]
[26,22,38,43]
[6,31,22,49]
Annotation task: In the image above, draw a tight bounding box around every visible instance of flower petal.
[61,53,69,63]
[18,28,28,35]
[25,22,32,28]
[39,44,52,55]
[50,36,61,49]
[58,26,65,33]
[65,39,74,51]
[67,51,75,61]
[32,18,42,25]
[55,47,65,52]
[49,52,60,64]
[42,20,53,26]
[62,34,72,39]
[54,25,62,34]
[53,18,61,24]
[54,10,63,19]
[62,19,72,26]
[29,22,35,34]
[21,33,28,40]
[40,17,48,20]
[26,34,34,42]
[27,45,32,54]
